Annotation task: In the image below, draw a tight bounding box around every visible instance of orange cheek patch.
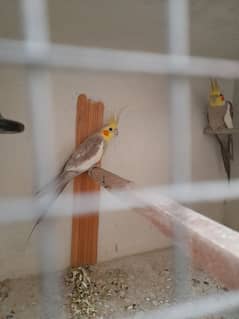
[103,130,109,136]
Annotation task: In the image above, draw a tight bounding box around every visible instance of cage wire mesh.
[1,0,239,318]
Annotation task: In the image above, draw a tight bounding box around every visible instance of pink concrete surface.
[89,167,239,289]
[140,198,239,289]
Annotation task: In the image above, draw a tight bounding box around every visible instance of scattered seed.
[65,266,129,318]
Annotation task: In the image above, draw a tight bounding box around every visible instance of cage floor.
[0,248,236,319]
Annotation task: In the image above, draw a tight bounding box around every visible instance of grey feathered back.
[208,104,227,130]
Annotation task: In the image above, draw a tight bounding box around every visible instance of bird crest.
[108,114,118,127]
[107,106,128,126]
[210,79,221,96]
[209,79,224,107]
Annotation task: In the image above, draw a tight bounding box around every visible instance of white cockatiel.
[208,79,234,180]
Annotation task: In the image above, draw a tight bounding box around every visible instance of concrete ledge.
[89,167,239,289]
[142,200,239,289]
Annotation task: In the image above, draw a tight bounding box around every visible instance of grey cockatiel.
[208,79,233,180]
[26,116,119,242]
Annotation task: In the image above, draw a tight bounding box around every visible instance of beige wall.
[2,1,239,60]
[51,69,172,265]
[0,67,173,279]
[0,65,235,279]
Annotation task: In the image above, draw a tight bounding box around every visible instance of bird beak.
[114,128,119,136]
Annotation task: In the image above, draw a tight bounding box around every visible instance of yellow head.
[209,79,225,107]
[100,115,119,142]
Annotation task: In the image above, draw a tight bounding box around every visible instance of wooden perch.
[88,167,133,190]
[89,167,239,289]
[89,167,172,235]
[71,95,104,267]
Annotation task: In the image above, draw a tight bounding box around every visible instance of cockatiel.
[208,79,234,180]
[26,116,119,242]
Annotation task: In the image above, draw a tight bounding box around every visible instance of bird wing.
[63,134,105,173]
[224,101,233,129]
[208,106,226,130]
[227,101,234,119]
[25,134,105,245]
[216,134,231,181]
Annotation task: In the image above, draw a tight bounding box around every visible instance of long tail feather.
[25,172,75,245]
[216,135,231,181]
[228,134,234,160]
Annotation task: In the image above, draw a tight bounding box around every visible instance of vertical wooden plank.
[71,94,104,266]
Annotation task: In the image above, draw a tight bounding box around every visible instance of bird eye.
[109,127,113,131]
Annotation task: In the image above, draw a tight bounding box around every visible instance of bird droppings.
[0,248,237,319]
